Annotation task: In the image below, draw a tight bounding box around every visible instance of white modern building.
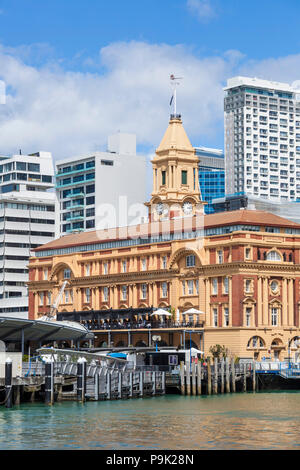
[56,133,148,235]
[224,76,300,201]
[0,151,56,318]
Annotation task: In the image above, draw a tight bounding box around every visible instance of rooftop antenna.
[170,74,183,117]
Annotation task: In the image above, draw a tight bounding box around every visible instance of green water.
[0,392,299,450]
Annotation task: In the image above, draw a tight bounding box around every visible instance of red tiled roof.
[33,209,300,253]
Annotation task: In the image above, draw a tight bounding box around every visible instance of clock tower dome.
[145,113,205,221]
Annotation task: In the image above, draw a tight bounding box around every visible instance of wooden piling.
[106,371,111,400]
[231,358,236,393]
[162,371,166,395]
[118,372,122,399]
[225,357,230,393]
[243,363,247,392]
[185,361,191,396]
[213,358,218,394]
[207,359,212,395]
[192,362,196,396]
[5,358,12,408]
[139,371,144,397]
[94,373,99,401]
[197,362,202,395]
[221,359,224,393]
[180,361,185,395]
[152,371,156,395]
[129,372,133,398]
[252,362,256,392]
[14,385,20,406]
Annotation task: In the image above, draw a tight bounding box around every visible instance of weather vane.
[170,74,183,116]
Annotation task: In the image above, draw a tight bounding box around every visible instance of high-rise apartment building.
[195,146,225,214]
[0,151,56,318]
[224,76,300,201]
[56,134,147,235]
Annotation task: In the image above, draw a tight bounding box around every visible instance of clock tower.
[145,113,205,221]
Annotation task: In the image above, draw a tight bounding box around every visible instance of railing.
[83,321,205,331]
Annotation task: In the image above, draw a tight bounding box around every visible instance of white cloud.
[186,0,216,21]
[0,41,230,159]
[1,41,300,165]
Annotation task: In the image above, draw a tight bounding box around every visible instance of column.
[153,282,157,308]
[228,276,232,327]
[262,277,269,326]
[205,278,211,326]
[199,277,205,317]
[282,278,288,327]
[132,283,137,308]
[113,285,118,309]
[257,277,263,327]
[288,278,294,327]
[148,283,153,306]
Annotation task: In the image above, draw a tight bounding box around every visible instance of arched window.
[247,336,265,348]
[266,251,281,262]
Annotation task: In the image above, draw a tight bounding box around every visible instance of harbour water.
[0,392,299,450]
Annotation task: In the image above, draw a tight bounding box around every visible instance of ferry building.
[28,113,300,362]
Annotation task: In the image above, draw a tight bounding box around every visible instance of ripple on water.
[0,392,299,449]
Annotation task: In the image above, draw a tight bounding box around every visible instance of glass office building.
[195,146,225,214]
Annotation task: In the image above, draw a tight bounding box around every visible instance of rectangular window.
[195,279,199,295]
[141,258,147,271]
[103,287,109,302]
[246,307,252,327]
[103,262,108,275]
[187,280,194,295]
[85,288,90,303]
[85,264,90,276]
[47,291,51,305]
[43,268,48,280]
[162,171,166,185]
[141,284,147,299]
[213,308,218,327]
[245,248,251,259]
[224,307,229,327]
[186,255,195,267]
[39,292,44,305]
[122,260,127,273]
[217,250,223,263]
[64,269,71,279]
[271,307,278,326]
[181,170,187,185]
[245,279,251,293]
[65,290,69,303]
[182,281,186,296]
[121,285,127,301]
[212,278,218,295]
[224,277,229,294]
[161,282,168,298]
[162,256,167,269]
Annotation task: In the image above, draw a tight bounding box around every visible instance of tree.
[209,344,228,359]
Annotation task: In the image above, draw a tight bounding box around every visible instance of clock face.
[183,201,193,215]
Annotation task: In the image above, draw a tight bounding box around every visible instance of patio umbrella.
[190,347,204,355]
[183,308,205,315]
[150,309,172,316]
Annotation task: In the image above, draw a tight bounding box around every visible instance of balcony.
[82,320,205,331]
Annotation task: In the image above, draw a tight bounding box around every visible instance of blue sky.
[0,0,300,159]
